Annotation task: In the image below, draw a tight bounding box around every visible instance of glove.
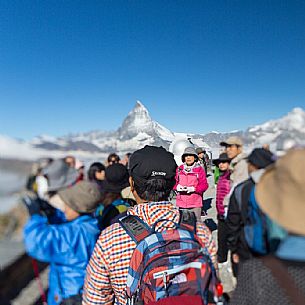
[224,206,228,218]
[21,195,41,216]
[177,184,186,192]
[39,199,56,218]
[186,186,195,193]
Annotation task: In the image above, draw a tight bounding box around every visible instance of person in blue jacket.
[23,181,102,305]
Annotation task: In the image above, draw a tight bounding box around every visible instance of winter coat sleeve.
[226,189,242,254]
[195,167,209,194]
[82,236,114,305]
[173,167,181,190]
[196,222,218,270]
[24,214,76,264]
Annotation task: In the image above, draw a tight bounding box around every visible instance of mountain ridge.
[1,103,305,159]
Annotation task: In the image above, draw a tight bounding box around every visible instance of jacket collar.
[128,201,179,228]
[250,168,265,183]
[231,152,247,165]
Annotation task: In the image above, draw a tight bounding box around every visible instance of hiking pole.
[31,258,48,305]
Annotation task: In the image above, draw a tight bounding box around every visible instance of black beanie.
[247,148,275,169]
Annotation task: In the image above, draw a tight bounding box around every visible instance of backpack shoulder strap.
[234,179,255,224]
[261,255,305,305]
[119,214,151,244]
[234,179,253,209]
[179,209,197,232]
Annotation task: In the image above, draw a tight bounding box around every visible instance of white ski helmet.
[169,138,195,165]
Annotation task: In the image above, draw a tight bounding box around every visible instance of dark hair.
[88,162,106,181]
[107,153,120,164]
[133,177,175,202]
[102,192,121,206]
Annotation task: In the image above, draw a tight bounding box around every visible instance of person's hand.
[21,195,41,216]
[177,184,186,192]
[232,253,240,264]
[186,186,195,193]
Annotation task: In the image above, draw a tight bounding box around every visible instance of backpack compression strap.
[119,215,151,244]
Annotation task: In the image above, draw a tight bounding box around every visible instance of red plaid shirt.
[82,201,217,305]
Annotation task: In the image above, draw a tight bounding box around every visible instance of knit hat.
[213,153,231,166]
[104,163,130,194]
[129,145,177,182]
[256,148,305,235]
[247,148,275,169]
[58,181,102,213]
[42,159,78,192]
[181,147,198,162]
[220,136,243,147]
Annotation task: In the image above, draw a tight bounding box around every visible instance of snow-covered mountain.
[1,103,305,160]
[244,107,305,150]
[31,101,175,154]
[118,101,174,141]
[199,107,305,150]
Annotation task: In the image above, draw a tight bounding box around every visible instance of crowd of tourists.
[21,139,305,305]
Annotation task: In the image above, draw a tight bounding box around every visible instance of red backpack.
[119,210,225,305]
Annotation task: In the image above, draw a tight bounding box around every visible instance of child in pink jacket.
[174,147,209,220]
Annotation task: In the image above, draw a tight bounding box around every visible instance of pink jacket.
[174,164,208,208]
[216,170,231,216]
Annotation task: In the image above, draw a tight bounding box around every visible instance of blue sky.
[1,1,305,139]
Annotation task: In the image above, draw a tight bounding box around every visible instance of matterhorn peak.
[135,100,146,109]
[117,101,174,143]
[128,100,150,117]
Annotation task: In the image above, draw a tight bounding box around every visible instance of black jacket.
[226,178,254,261]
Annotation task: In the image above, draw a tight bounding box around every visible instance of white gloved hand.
[186,186,195,193]
[224,206,228,218]
[177,184,186,192]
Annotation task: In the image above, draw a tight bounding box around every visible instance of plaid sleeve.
[82,235,114,305]
[196,222,218,270]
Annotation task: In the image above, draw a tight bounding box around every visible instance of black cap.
[104,163,130,193]
[129,146,177,181]
[247,148,275,169]
[213,153,231,166]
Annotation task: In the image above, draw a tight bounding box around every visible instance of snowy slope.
[245,107,305,149]
[0,134,108,161]
[30,101,175,153]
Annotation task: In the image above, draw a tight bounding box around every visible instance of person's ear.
[129,176,134,192]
